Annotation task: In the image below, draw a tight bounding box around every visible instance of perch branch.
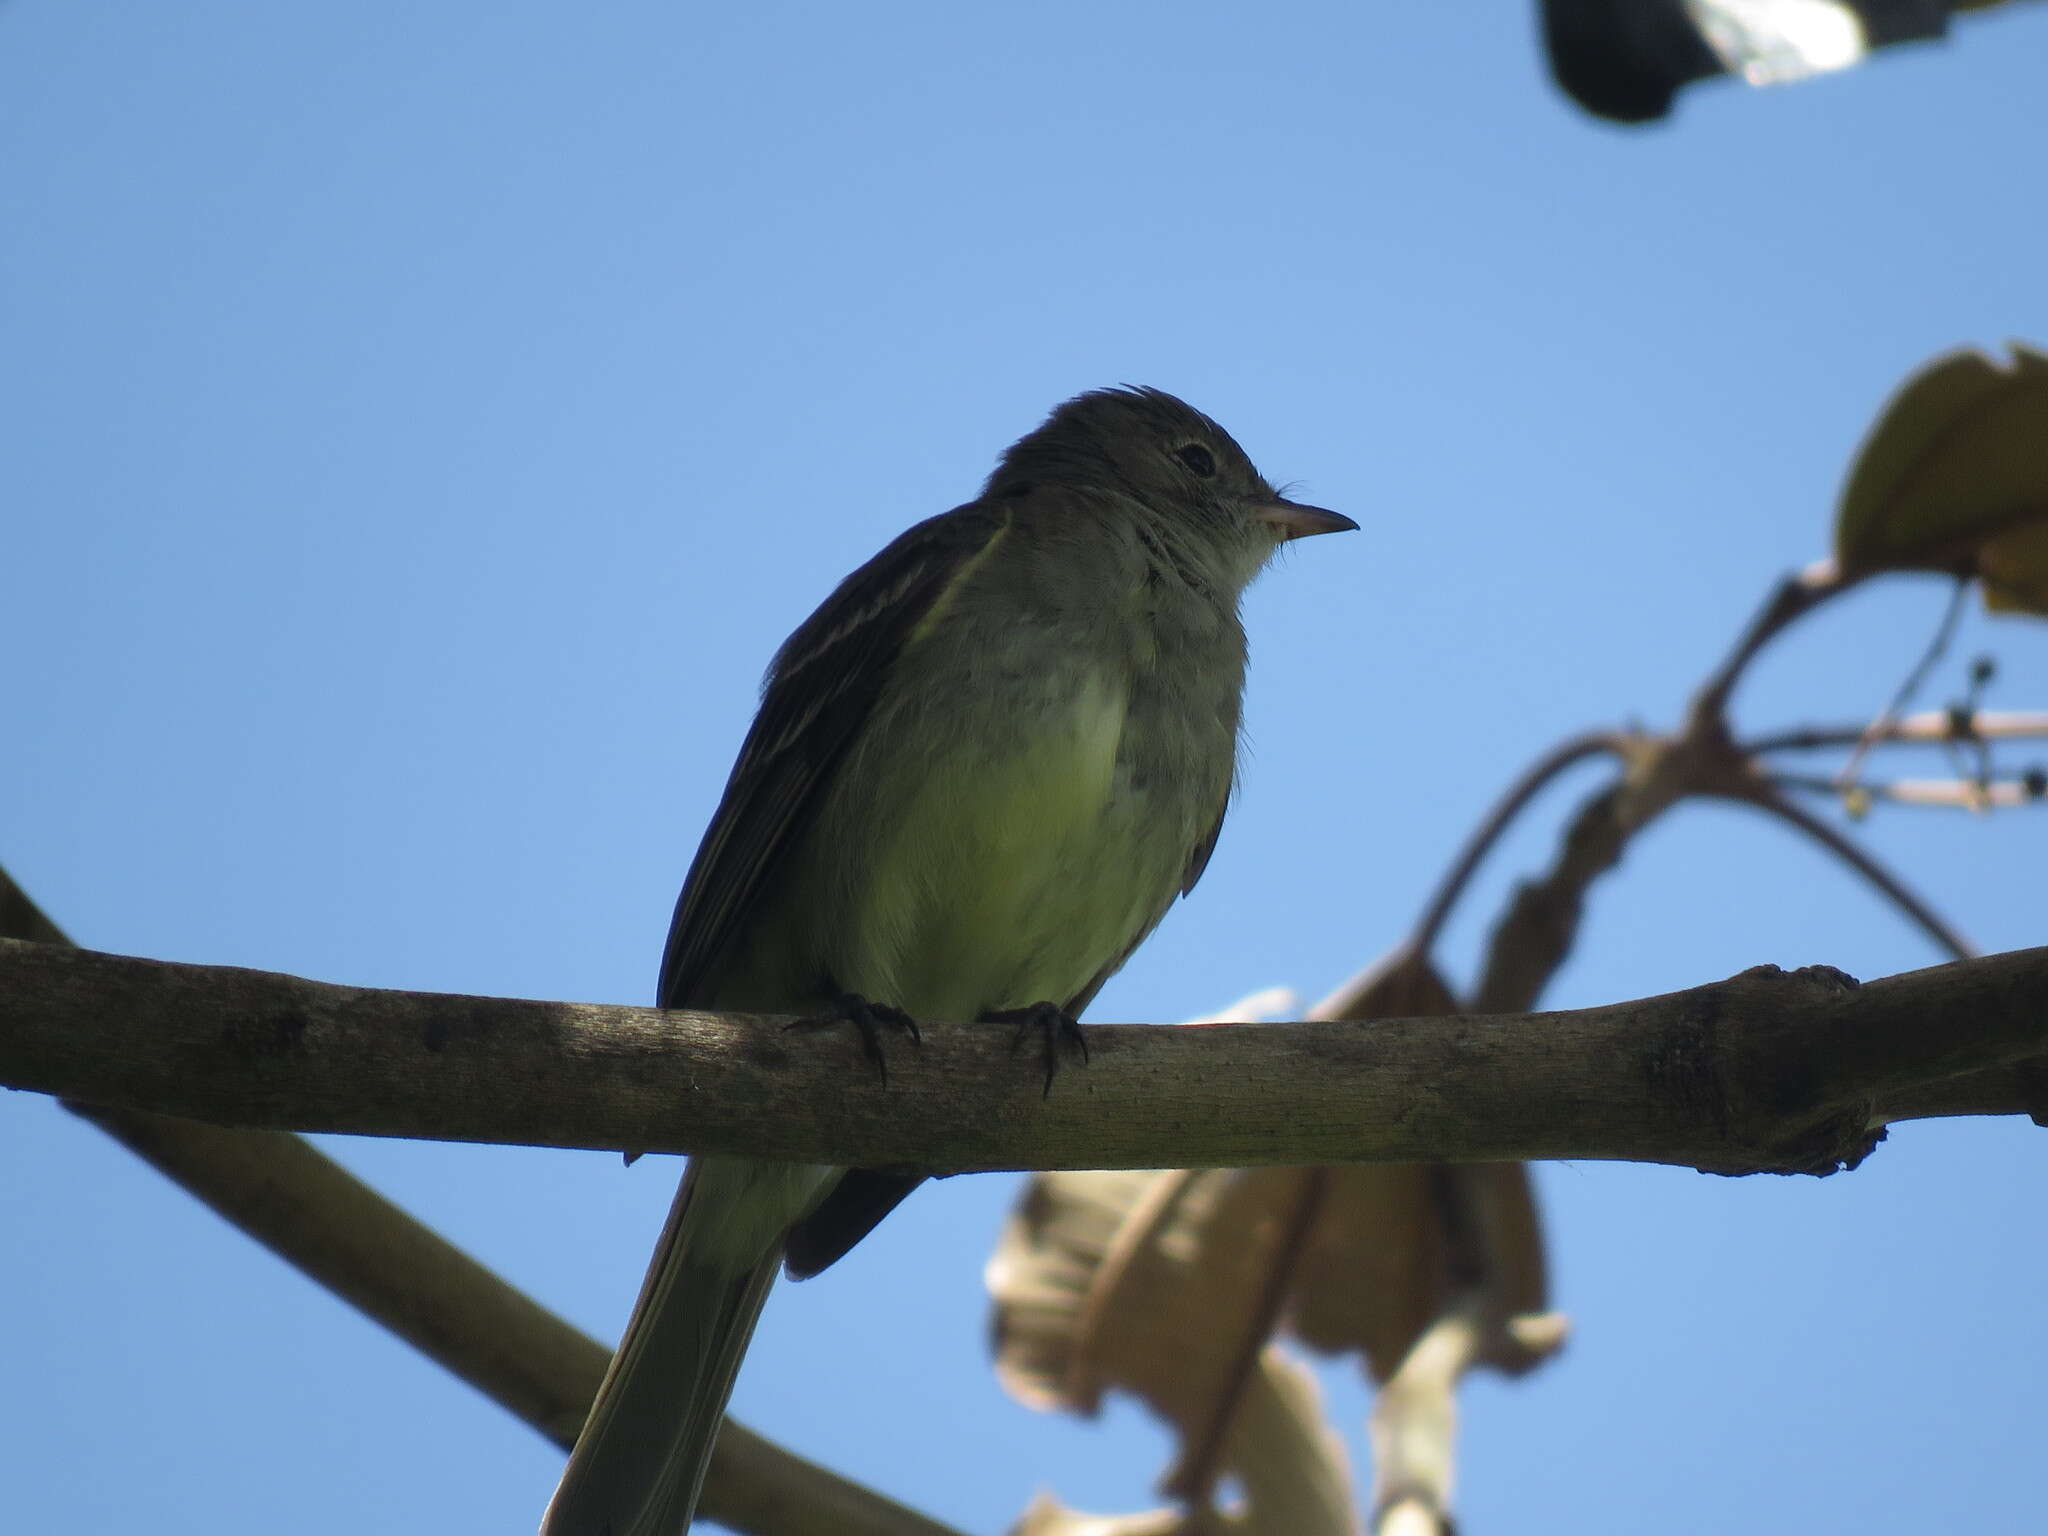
[6,936,2045,1177]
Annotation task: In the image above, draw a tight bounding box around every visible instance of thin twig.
[1718,788,1975,961]
[1746,709,2048,754]
[1406,731,1629,955]
[1834,576,1970,788]
[1770,773,2042,811]
[1468,780,1634,1015]
[1687,559,1850,726]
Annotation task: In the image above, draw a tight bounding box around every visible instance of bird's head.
[984,386,1355,586]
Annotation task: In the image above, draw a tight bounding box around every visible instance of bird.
[540,385,1355,1535]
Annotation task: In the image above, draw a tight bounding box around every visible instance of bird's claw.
[984,1001,1088,1097]
[788,993,921,1084]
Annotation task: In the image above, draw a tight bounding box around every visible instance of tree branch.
[0,869,962,1536]
[61,1104,960,1536]
[6,936,2044,1177]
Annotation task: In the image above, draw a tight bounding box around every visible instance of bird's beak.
[1255,497,1358,540]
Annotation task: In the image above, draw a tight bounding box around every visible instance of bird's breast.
[807,639,1226,1024]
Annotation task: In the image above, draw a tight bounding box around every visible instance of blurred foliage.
[1835,343,2048,615]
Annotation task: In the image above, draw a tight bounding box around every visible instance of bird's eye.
[1174,443,1217,478]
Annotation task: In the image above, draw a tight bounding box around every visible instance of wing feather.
[657,502,1009,1009]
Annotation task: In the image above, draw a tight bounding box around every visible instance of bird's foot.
[983,1001,1088,1098]
[787,992,921,1084]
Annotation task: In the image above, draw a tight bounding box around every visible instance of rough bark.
[8,936,2044,1177]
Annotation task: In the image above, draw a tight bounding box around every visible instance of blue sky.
[4,3,2046,1533]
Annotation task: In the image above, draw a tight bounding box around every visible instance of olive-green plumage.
[541,387,1353,1536]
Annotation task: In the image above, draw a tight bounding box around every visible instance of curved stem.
[1407,731,1629,956]
[1834,576,1970,789]
[1688,559,1851,726]
[1722,787,1975,961]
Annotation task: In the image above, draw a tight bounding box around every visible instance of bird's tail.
[541,1155,838,1536]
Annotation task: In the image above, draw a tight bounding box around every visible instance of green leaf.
[1834,342,2048,616]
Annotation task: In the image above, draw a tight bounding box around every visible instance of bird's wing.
[658,500,1010,1009]
[1180,796,1230,898]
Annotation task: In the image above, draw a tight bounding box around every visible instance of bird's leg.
[981,1001,1088,1097]
[786,992,921,1084]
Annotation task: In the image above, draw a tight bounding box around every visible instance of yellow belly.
[832,667,1160,1023]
